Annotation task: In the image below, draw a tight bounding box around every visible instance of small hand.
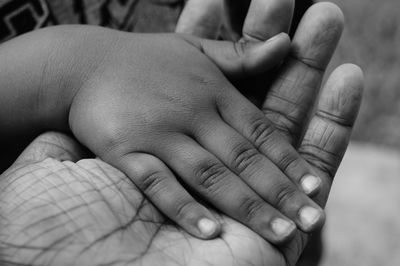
[64,23,324,242]
[0,60,362,265]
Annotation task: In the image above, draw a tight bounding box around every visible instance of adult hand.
[177,0,364,264]
[177,0,293,41]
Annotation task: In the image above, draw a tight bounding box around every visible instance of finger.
[281,64,363,265]
[242,0,294,41]
[176,0,223,39]
[115,152,221,239]
[183,32,290,79]
[299,64,364,207]
[13,132,90,166]
[217,89,324,199]
[194,119,325,232]
[155,134,297,244]
[262,2,345,144]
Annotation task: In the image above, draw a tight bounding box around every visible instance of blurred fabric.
[0,0,184,42]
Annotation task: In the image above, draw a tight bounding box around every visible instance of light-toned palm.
[0,138,283,265]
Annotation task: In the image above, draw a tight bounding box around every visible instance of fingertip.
[293,2,345,69]
[332,64,364,87]
[333,63,364,99]
[298,206,326,233]
[327,64,364,105]
[300,174,322,196]
[315,64,363,127]
[196,31,291,79]
[173,205,222,240]
[270,218,297,244]
[197,217,222,239]
[306,2,345,31]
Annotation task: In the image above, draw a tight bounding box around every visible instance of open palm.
[0,137,283,265]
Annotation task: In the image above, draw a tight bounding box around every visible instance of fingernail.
[198,218,218,237]
[299,206,322,230]
[301,175,321,195]
[271,218,296,238]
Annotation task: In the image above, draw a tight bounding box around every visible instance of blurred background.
[317,0,400,265]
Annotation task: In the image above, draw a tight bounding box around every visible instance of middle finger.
[194,118,325,232]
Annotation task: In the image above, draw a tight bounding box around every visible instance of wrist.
[37,25,118,133]
[0,25,119,141]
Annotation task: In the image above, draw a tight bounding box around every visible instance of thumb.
[176,0,223,39]
[13,132,90,166]
[184,33,290,79]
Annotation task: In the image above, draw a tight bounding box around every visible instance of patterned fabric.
[0,0,184,42]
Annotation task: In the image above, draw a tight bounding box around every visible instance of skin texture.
[0,62,363,266]
[0,21,326,241]
[0,2,364,265]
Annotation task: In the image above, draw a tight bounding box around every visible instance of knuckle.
[316,2,345,32]
[230,143,261,175]
[273,183,299,209]
[276,152,301,175]
[195,161,229,193]
[99,121,130,154]
[239,197,265,223]
[137,171,166,196]
[174,199,197,220]
[263,109,302,140]
[248,116,276,149]
[299,146,338,179]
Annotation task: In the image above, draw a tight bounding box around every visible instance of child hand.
[66,26,324,243]
[0,25,324,243]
